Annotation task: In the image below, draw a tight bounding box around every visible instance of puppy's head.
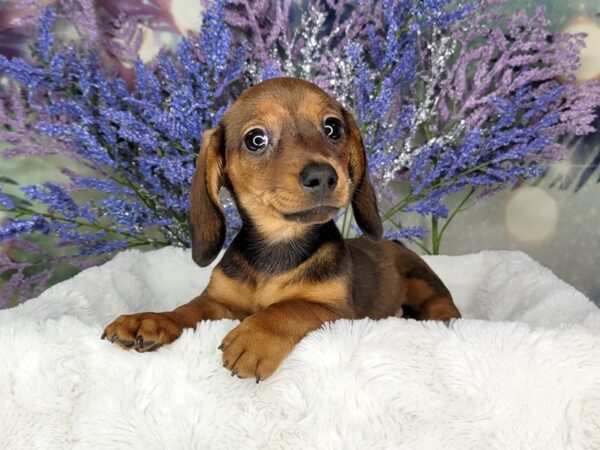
[189,77,382,266]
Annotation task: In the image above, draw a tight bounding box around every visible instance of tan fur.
[254,276,348,310]
[207,268,255,314]
[208,266,348,313]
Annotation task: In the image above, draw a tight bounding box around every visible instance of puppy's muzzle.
[299,163,338,196]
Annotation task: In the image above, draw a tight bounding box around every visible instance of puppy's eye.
[244,128,269,153]
[324,117,343,141]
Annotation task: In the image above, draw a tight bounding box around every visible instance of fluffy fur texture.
[0,247,599,449]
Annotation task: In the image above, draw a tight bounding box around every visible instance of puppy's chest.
[209,266,349,313]
[250,275,306,309]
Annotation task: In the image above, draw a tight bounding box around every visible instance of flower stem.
[388,217,432,255]
[429,187,475,255]
[431,216,440,254]
[341,204,354,238]
[410,238,432,255]
[438,187,475,239]
[109,173,188,246]
[2,205,169,247]
[380,161,490,224]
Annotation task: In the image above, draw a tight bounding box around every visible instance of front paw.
[101,312,184,352]
[219,318,294,382]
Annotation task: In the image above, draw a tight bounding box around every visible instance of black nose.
[299,163,338,195]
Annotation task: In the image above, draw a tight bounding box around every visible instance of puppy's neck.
[231,214,342,275]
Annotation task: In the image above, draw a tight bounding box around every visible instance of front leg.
[102,292,244,352]
[220,300,347,382]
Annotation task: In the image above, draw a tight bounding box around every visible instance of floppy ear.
[342,109,383,240]
[189,126,227,266]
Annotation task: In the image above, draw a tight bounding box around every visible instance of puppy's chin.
[282,206,340,224]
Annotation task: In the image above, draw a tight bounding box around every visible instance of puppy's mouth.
[282,205,340,223]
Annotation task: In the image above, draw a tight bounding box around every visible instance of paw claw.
[220,319,294,382]
[121,339,135,348]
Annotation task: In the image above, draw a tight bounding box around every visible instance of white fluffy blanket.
[0,247,599,449]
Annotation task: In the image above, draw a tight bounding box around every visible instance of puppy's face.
[223,79,353,236]
[189,77,382,266]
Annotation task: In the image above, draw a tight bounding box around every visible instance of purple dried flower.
[1,0,600,302]
[0,216,50,240]
[224,0,294,61]
[32,6,55,63]
[384,226,428,241]
[0,1,245,304]
[0,186,14,210]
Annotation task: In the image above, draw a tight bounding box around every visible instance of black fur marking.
[220,186,345,277]
[401,304,418,319]
[286,241,348,284]
[219,250,256,285]
[231,207,342,275]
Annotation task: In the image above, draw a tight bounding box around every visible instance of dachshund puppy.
[102,77,461,382]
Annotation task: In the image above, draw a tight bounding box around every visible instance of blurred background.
[0,0,599,304]
[427,0,600,303]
